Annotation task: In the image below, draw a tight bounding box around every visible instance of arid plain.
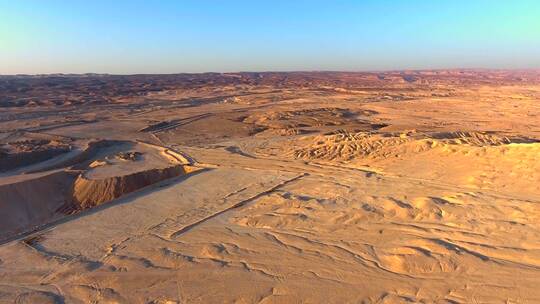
[1,70,540,303]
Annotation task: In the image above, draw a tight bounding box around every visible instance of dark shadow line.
[0,167,212,246]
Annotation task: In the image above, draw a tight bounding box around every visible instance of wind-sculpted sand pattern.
[291,130,538,161]
[1,71,540,303]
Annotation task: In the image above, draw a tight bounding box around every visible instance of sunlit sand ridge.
[1,71,540,303]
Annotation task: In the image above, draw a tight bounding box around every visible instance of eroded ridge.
[0,134,200,242]
[1,71,540,303]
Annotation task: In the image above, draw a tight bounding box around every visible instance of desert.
[0,70,539,303]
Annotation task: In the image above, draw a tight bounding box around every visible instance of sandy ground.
[0,71,540,303]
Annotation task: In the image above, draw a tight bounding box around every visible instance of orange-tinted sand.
[1,71,540,303]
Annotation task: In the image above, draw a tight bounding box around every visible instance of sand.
[0,71,539,303]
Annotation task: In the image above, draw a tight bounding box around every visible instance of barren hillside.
[1,71,540,303]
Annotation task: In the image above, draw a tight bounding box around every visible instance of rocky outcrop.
[70,164,197,210]
[0,171,78,241]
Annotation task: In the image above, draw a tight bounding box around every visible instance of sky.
[1,0,539,74]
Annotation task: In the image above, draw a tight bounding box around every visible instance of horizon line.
[2,67,540,77]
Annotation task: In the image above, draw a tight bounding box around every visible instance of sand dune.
[0,71,540,303]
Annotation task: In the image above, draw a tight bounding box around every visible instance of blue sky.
[1,0,539,74]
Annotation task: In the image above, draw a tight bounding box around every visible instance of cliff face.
[0,164,198,241]
[71,164,197,210]
[0,171,78,240]
[0,136,198,241]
